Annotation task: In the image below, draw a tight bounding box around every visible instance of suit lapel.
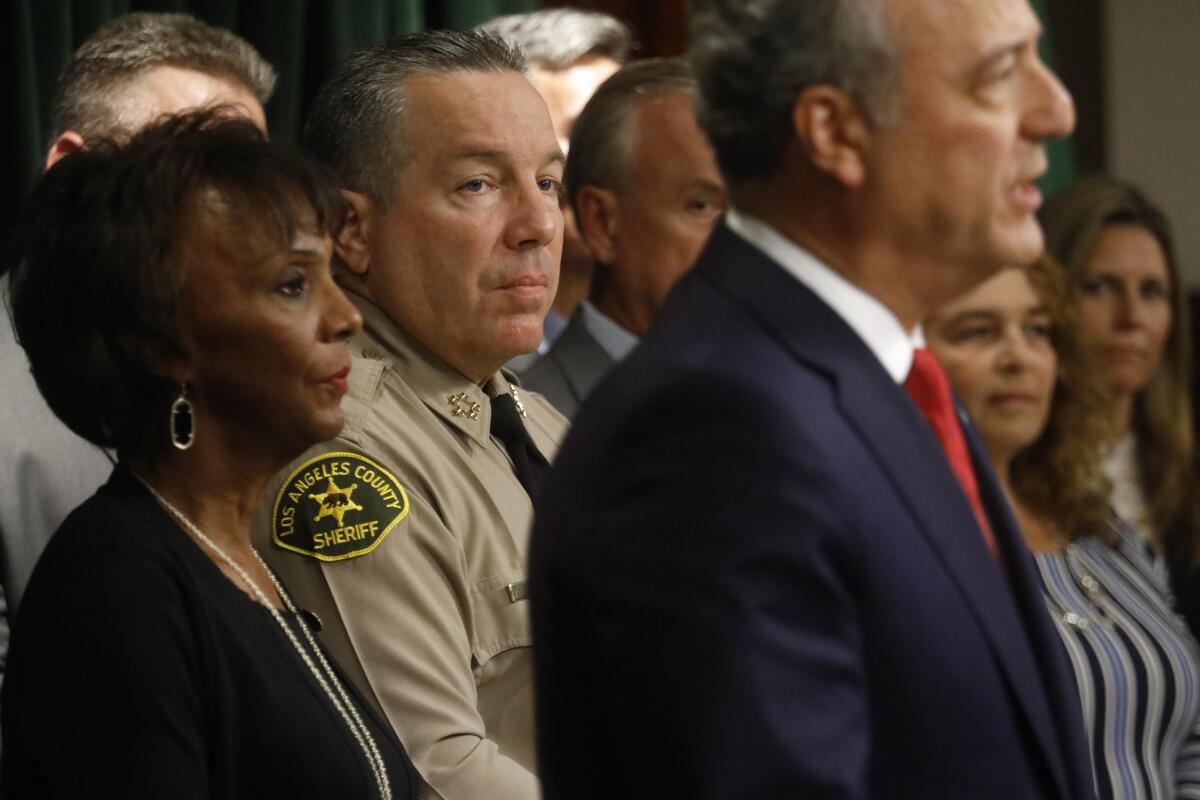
[839,371,1069,798]
[549,313,617,408]
[696,224,1070,798]
[966,417,1090,797]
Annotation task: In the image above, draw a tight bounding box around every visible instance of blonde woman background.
[1041,177,1200,641]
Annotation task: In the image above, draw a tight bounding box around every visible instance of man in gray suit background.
[521,58,726,417]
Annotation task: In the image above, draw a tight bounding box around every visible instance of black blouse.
[1,467,417,799]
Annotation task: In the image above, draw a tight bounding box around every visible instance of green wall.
[2,0,538,250]
[3,1,1079,256]
[1031,0,1078,196]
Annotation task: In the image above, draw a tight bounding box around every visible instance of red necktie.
[905,348,1000,560]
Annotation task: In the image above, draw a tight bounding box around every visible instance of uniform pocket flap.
[470,573,532,665]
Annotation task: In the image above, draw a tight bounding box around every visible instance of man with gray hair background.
[522,57,727,417]
[531,0,1097,797]
[0,11,273,693]
[478,9,630,358]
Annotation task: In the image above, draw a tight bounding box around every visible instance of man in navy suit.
[529,0,1096,798]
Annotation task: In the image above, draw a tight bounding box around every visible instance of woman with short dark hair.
[1,111,415,799]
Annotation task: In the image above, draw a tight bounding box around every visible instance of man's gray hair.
[477,9,632,70]
[565,58,697,215]
[303,30,525,208]
[690,0,897,183]
[49,12,276,145]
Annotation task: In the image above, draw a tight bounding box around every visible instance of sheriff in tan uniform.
[255,299,566,799]
[251,30,572,800]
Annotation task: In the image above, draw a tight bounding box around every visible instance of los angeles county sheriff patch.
[272,451,409,562]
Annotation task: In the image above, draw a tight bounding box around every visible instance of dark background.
[2,0,537,244]
[548,0,1106,182]
[3,1,1104,236]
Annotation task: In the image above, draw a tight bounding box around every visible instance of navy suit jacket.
[530,223,1097,800]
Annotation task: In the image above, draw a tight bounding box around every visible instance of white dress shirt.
[725,209,920,384]
[1103,433,1155,544]
[578,299,639,364]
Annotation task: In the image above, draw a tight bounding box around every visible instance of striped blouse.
[1036,519,1200,800]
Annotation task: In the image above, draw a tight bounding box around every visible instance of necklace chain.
[135,475,392,800]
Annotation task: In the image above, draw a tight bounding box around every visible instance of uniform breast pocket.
[469,572,533,669]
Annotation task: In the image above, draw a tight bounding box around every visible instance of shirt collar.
[578,299,640,363]
[350,295,508,447]
[724,209,919,384]
[541,310,569,349]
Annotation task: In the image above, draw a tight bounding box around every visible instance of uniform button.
[362,348,382,360]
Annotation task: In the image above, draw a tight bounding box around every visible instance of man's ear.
[792,86,872,189]
[45,131,86,170]
[574,185,621,266]
[336,189,373,276]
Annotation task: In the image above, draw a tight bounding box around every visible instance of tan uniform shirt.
[253,298,567,800]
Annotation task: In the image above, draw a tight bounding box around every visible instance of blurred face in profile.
[864,0,1074,301]
[926,267,1057,465]
[1077,223,1172,399]
[176,195,362,459]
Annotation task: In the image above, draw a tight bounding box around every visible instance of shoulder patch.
[272,451,410,562]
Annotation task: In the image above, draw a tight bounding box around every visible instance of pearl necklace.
[135,475,392,800]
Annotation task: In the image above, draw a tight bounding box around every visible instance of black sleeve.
[2,546,209,799]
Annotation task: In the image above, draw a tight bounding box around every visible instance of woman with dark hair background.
[1,112,415,799]
[1041,176,1200,642]
[928,258,1200,800]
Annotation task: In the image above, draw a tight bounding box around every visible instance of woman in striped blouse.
[927,256,1200,799]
